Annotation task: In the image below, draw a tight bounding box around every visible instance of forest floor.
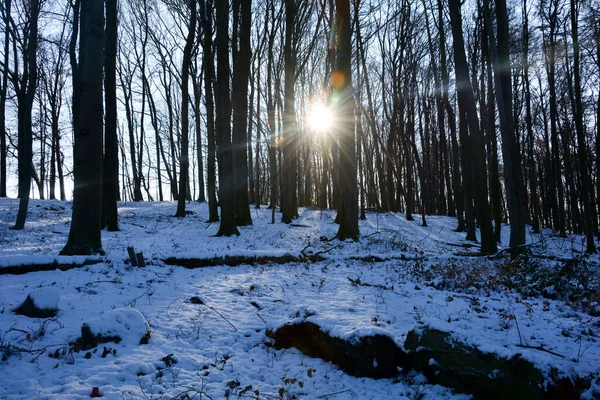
[0,198,599,399]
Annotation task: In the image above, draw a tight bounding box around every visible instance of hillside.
[0,199,599,399]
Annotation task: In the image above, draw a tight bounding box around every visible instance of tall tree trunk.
[570,0,596,253]
[0,0,10,197]
[176,0,196,218]
[193,62,205,202]
[334,0,358,240]
[147,79,164,201]
[543,0,566,236]
[449,0,497,254]
[248,66,255,206]
[282,0,298,223]
[215,0,239,236]
[458,108,476,241]
[266,0,278,223]
[255,51,262,209]
[353,0,366,220]
[13,0,40,230]
[199,0,219,222]
[522,0,540,234]
[438,0,464,231]
[424,3,454,216]
[485,0,527,256]
[61,0,105,255]
[481,11,502,242]
[102,0,119,231]
[232,0,253,225]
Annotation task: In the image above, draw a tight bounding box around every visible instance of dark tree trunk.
[449,0,497,254]
[438,0,464,231]
[266,1,278,222]
[175,0,196,218]
[480,14,502,243]
[193,62,205,203]
[199,0,219,223]
[61,0,105,255]
[147,79,164,201]
[215,0,240,236]
[485,0,527,257]
[102,0,119,232]
[254,50,262,209]
[232,0,252,226]
[522,0,540,234]
[458,108,476,241]
[570,0,596,253]
[542,0,566,236]
[13,0,40,230]
[282,0,298,223]
[425,4,453,217]
[334,0,358,240]
[0,0,10,197]
[248,66,255,206]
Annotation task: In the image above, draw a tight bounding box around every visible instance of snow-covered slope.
[0,199,598,399]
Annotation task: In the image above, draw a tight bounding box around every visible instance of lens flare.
[308,103,333,133]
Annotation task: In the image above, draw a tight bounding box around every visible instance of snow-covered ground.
[0,198,599,399]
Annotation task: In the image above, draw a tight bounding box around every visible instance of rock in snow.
[79,308,150,348]
[14,287,60,318]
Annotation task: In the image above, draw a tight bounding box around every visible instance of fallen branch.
[0,257,104,276]
[454,252,489,257]
[348,254,425,262]
[516,344,565,358]
[317,389,351,398]
[348,277,392,290]
[123,287,153,307]
[165,254,324,269]
[207,305,238,332]
[488,247,587,263]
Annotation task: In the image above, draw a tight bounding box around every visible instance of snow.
[83,308,150,345]
[27,287,60,311]
[0,198,599,399]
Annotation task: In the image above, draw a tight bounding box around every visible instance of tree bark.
[61,0,105,255]
[232,0,253,226]
[522,0,540,234]
[484,0,527,257]
[215,0,239,236]
[102,0,119,231]
[449,0,497,254]
[0,0,10,197]
[438,0,464,231]
[176,0,196,218]
[199,0,219,222]
[13,0,40,230]
[282,0,298,223]
[334,0,358,240]
[570,0,596,253]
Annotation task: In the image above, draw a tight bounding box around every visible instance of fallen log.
[164,254,324,269]
[268,320,409,379]
[0,257,104,276]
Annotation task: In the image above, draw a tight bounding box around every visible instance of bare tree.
[103,0,119,230]
[175,0,197,217]
[334,0,358,240]
[0,0,11,197]
[215,0,239,236]
[61,0,105,255]
[11,0,41,230]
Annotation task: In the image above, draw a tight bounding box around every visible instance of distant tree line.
[0,0,598,255]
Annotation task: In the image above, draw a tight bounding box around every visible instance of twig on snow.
[317,389,352,398]
[206,305,238,332]
[515,344,564,358]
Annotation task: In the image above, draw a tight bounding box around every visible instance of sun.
[308,102,333,134]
